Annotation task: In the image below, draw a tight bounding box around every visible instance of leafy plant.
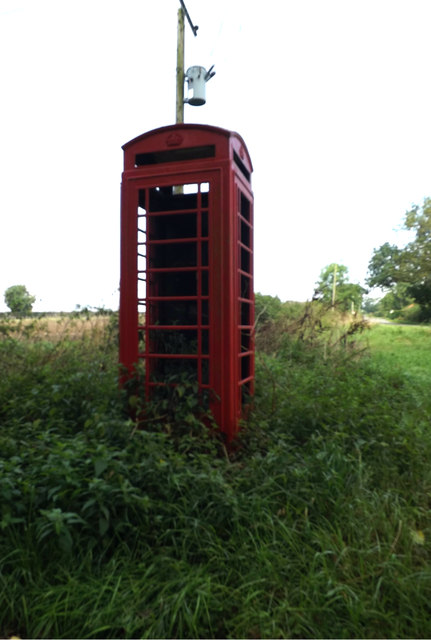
[1,312,431,638]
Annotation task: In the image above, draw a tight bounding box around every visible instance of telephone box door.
[120,170,224,423]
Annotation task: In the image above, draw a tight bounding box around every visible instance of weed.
[1,313,431,638]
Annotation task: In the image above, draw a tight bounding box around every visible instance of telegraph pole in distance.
[176,7,185,124]
[176,1,198,124]
[331,263,337,309]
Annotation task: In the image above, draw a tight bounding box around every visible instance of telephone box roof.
[122,123,253,174]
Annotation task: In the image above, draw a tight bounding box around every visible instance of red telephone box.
[119,124,254,441]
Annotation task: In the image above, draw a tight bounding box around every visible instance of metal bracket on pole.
[179,0,198,36]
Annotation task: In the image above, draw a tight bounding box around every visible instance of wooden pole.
[176,7,185,124]
[331,264,337,309]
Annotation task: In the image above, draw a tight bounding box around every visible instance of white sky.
[1,0,430,312]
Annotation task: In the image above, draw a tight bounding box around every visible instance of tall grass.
[1,310,431,638]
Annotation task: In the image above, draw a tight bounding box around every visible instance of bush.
[4,284,36,315]
[254,296,368,359]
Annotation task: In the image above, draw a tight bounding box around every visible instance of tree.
[362,297,380,314]
[254,292,284,326]
[367,242,404,289]
[367,197,431,317]
[4,285,36,315]
[314,263,366,312]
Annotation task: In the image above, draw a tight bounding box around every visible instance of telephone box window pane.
[151,242,197,268]
[201,300,209,325]
[149,187,198,212]
[234,152,251,182]
[138,227,146,244]
[201,359,209,385]
[240,192,251,221]
[241,248,251,273]
[138,190,147,209]
[182,183,199,194]
[241,274,251,300]
[152,358,198,383]
[149,329,198,354]
[153,300,197,325]
[138,329,145,354]
[137,277,146,300]
[137,251,146,273]
[200,183,209,209]
[201,270,209,296]
[201,242,208,266]
[201,211,208,237]
[241,329,251,352]
[138,302,146,318]
[151,214,197,240]
[241,355,251,381]
[240,302,250,326]
[201,329,209,354]
[240,220,251,247]
[155,271,197,297]
[138,203,146,220]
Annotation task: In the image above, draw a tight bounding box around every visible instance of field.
[0,313,112,341]
[1,309,431,638]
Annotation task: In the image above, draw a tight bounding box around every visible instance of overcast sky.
[1,0,430,311]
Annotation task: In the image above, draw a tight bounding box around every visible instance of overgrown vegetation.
[1,302,431,639]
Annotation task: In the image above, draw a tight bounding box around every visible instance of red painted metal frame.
[119,124,254,441]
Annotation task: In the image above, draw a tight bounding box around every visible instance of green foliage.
[255,296,368,361]
[367,242,403,289]
[367,197,431,318]
[361,296,380,314]
[378,285,413,316]
[315,263,366,311]
[254,292,284,325]
[255,292,304,326]
[4,284,36,315]
[363,286,419,321]
[254,293,308,353]
[1,313,431,638]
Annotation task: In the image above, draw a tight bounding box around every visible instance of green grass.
[1,313,431,638]
[367,322,431,385]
